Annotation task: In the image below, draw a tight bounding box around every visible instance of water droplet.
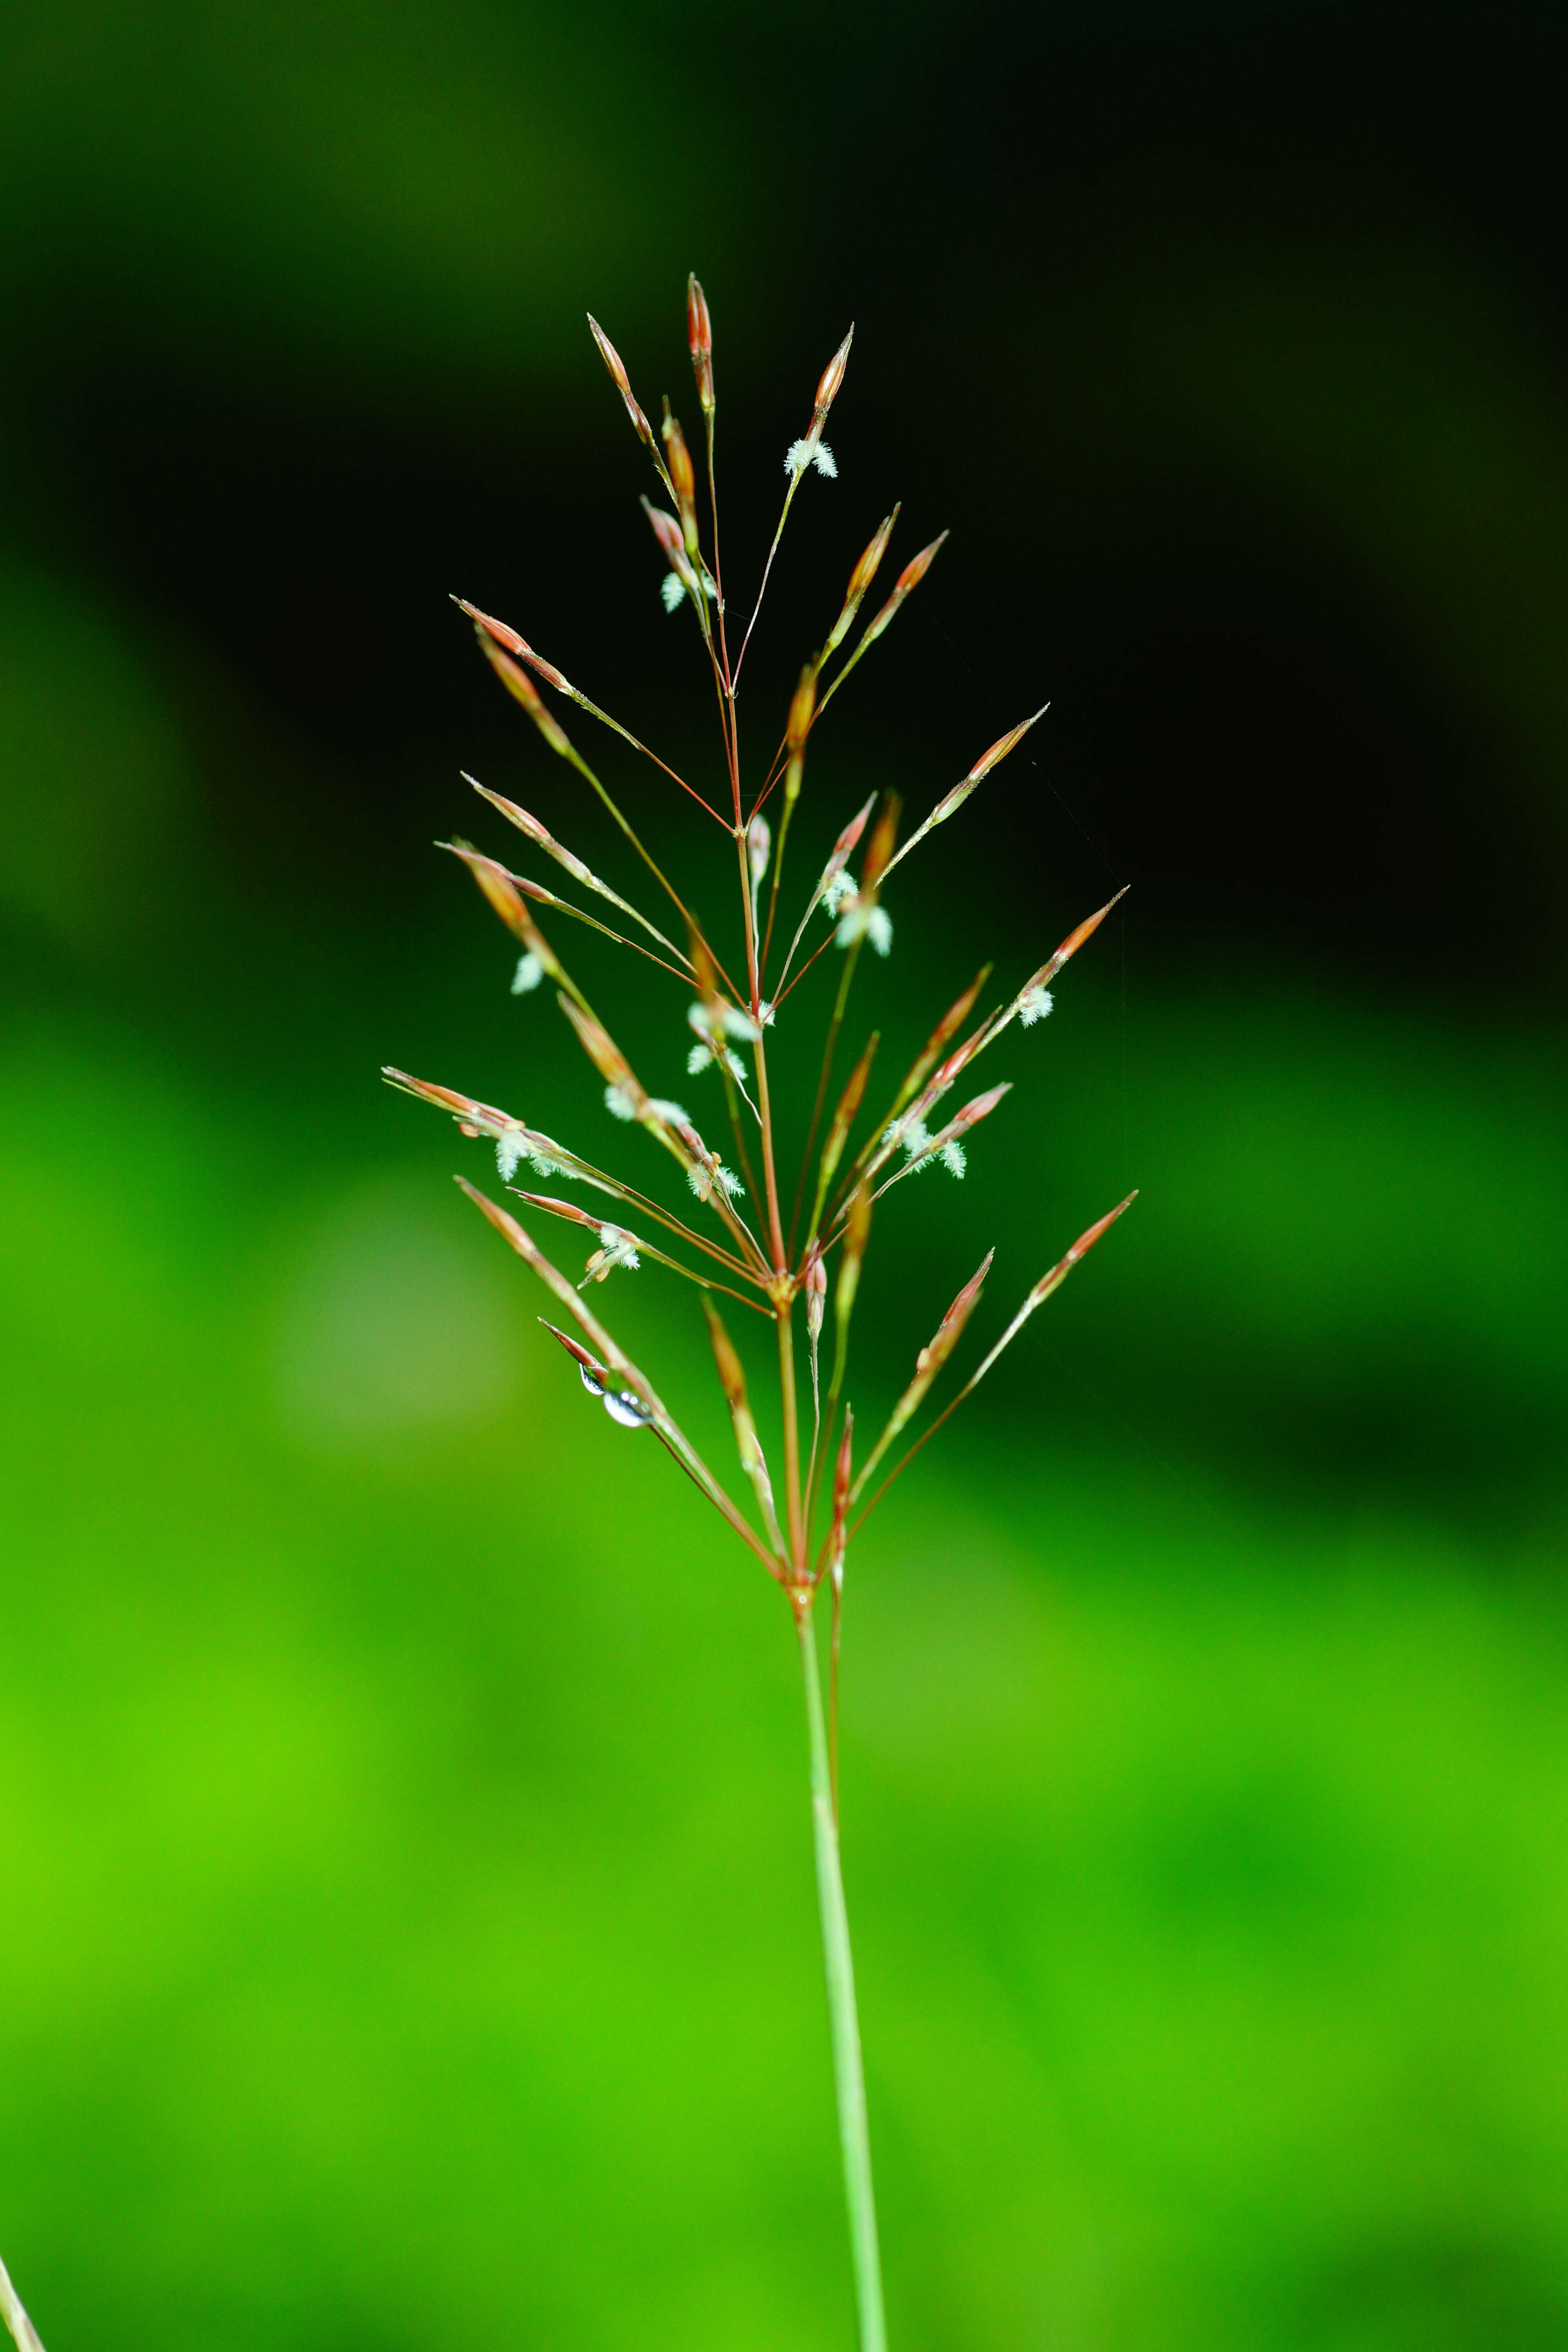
[602,1388,652,1429]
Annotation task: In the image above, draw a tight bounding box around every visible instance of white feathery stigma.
[836,900,893,955]
[604,1083,637,1121]
[660,572,687,613]
[1019,985,1054,1027]
[784,438,838,480]
[687,1160,745,1201]
[587,1224,640,1278]
[688,998,760,1042]
[511,952,544,995]
[688,1041,748,1080]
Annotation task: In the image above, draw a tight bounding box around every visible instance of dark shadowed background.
[4,4,1567,2348]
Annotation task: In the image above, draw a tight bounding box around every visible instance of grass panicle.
[389,284,1134,2352]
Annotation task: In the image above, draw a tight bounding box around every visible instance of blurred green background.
[4,2,1568,2347]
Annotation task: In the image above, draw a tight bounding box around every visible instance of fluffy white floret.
[784,437,838,480]
[597,1225,641,1273]
[660,572,686,613]
[1019,985,1054,1027]
[687,1160,745,1201]
[604,1083,637,1120]
[687,1041,748,1080]
[511,953,544,995]
[836,900,893,955]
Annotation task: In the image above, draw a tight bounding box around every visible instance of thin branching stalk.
[0,2256,44,2352]
[399,282,1135,2352]
[798,1602,886,2352]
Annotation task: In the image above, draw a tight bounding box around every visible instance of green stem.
[797,1605,887,2352]
[0,2252,45,2352]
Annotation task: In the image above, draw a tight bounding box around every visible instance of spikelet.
[662,400,700,555]
[687,273,715,416]
[783,666,817,809]
[704,1298,785,1555]
[883,706,1049,879]
[588,314,657,452]
[851,1250,994,1500]
[824,506,899,657]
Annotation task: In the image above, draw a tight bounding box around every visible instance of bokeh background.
[4,2,1568,2347]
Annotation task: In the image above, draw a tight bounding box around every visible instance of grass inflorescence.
[381,278,1135,2352]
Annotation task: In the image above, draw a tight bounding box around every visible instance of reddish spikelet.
[381,1068,517,1132]
[917,1251,994,1379]
[641,495,700,602]
[883,706,1053,880]
[804,1246,827,1344]
[662,402,700,554]
[953,1080,1011,1131]
[560,998,643,1109]
[445,842,562,970]
[704,1298,754,1432]
[969,704,1049,783]
[514,1193,602,1230]
[918,1082,1011,1168]
[818,1031,879,1200]
[475,632,573,757]
[703,1297,783,1550]
[860,530,948,648]
[588,314,657,450]
[817,796,876,900]
[897,968,991,1112]
[851,1249,995,1498]
[786,668,816,751]
[860,795,901,893]
[832,1411,853,1523]
[465,781,552,853]
[824,506,900,655]
[836,1184,873,1323]
[784,666,817,806]
[456,600,572,695]
[1024,886,1130,994]
[538,1317,612,1383]
[847,510,898,604]
[686,919,722,1006]
[642,498,685,562]
[687,274,715,416]
[814,327,854,420]
[1031,1192,1137,1299]
[825,1406,854,1584]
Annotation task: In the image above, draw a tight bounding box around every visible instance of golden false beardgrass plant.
[391,279,1132,2352]
[0,281,1133,2352]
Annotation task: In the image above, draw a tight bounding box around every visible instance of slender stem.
[797,1607,887,2352]
[735,470,803,687]
[829,1561,844,1817]
[791,938,861,1258]
[753,1038,789,1273]
[2,2253,46,2352]
[778,1303,804,1570]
